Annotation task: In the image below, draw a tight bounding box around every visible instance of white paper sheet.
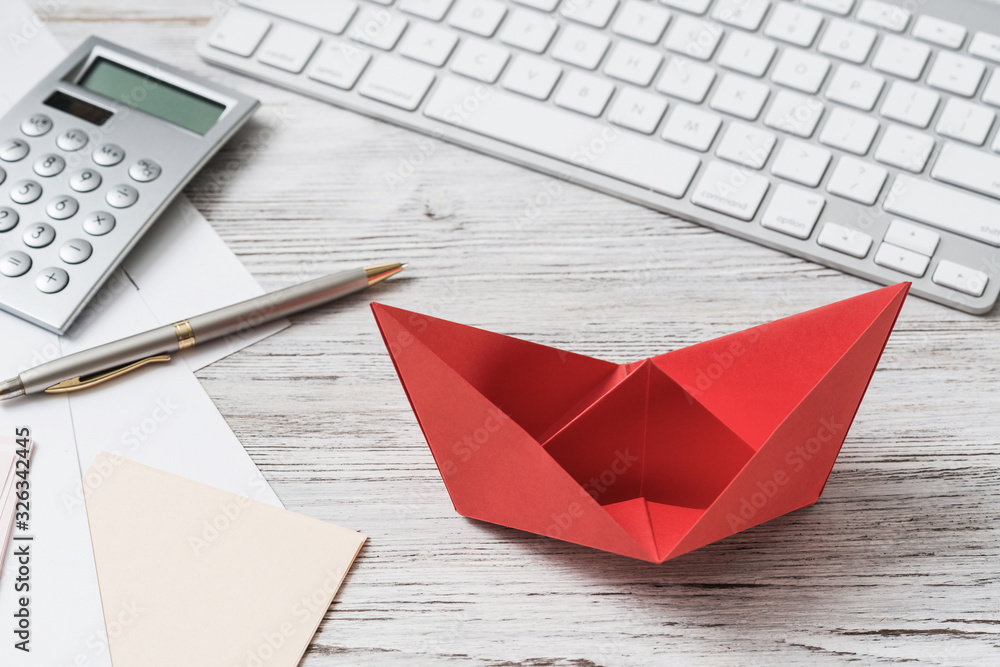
[0,4,287,663]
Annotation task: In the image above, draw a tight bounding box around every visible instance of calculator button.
[0,207,17,232]
[59,238,92,265]
[46,195,79,220]
[20,114,52,137]
[57,129,89,151]
[0,139,30,162]
[22,222,55,248]
[10,180,42,204]
[33,154,66,177]
[129,158,161,182]
[69,168,102,193]
[106,184,138,208]
[93,143,125,167]
[83,211,116,236]
[0,251,31,277]
[36,267,69,294]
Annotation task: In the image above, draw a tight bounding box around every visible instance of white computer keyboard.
[199,0,1000,314]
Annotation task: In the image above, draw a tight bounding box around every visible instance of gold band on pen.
[172,319,196,350]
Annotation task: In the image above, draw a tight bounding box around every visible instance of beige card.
[83,452,366,667]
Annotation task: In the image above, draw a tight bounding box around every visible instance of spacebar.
[423,77,701,199]
[884,175,1000,247]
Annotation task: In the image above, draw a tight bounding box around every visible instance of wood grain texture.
[33,1,1000,664]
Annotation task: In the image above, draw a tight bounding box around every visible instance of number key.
[10,180,42,204]
[0,207,18,232]
[0,139,30,162]
[33,153,66,177]
[46,195,79,220]
[69,169,102,193]
[23,222,55,248]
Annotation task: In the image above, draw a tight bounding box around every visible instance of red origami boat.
[372,283,909,562]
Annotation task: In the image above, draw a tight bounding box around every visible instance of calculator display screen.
[79,58,225,135]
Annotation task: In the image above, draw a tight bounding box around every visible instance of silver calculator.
[0,36,259,334]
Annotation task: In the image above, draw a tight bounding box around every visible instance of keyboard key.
[933,260,988,297]
[817,222,872,258]
[764,90,824,137]
[513,0,559,10]
[106,184,138,209]
[451,39,509,82]
[660,104,722,151]
[709,74,770,120]
[560,0,619,28]
[884,219,939,256]
[243,0,357,35]
[935,99,995,145]
[912,16,967,50]
[826,156,886,204]
[359,57,436,109]
[351,8,409,50]
[874,242,928,277]
[663,15,723,61]
[69,168,101,192]
[801,0,854,15]
[449,0,508,36]
[931,142,1000,200]
[716,32,776,78]
[612,1,671,45]
[925,51,986,98]
[871,36,929,80]
[818,19,877,63]
[0,139,29,162]
[307,43,370,89]
[968,32,1000,64]
[770,48,830,93]
[82,211,115,236]
[10,179,41,204]
[35,267,69,294]
[691,160,770,220]
[880,81,939,128]
[554,71,615,117]
[819,107,879,155]
[655,57,716,103]
[987,72,1000,108]
[661,0,711,14]
[712,0,770,32]
[208,8,271,57]
[0,251,31,277]
[884,174,1000,246]
[46,195,79,220]
[59,239,92,265]
[502,55,562,99]
[763,3,823,48]
[771,139,831,187]
[715,122,776,169]
[20,114,52,138]
[257,23,320,73]
[761,184,825,239]
[551,24,611,69]
[603,41,663,86]
[873,125,934,173]
[856,1,909,32]
[0,207,16,232]
[824,65,884,111]
[23,222,55,248]
[425,77,701,197]
[399,0,455,21]
[608,87,668,134]
[399,22,459,67]
[499,9,558,53]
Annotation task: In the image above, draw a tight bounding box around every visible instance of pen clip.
[43,354,172,394]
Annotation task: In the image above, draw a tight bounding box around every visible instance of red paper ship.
[372,283,909,563]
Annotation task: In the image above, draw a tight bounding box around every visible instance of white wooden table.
[40,1,1000,664]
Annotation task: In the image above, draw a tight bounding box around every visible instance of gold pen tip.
[365,262,407,286]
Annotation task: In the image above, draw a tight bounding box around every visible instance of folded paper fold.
[373,283,909,562]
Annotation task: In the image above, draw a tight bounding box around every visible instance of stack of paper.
[0,437,32,573]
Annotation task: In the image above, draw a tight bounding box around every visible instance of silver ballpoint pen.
[0,262,406,401]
